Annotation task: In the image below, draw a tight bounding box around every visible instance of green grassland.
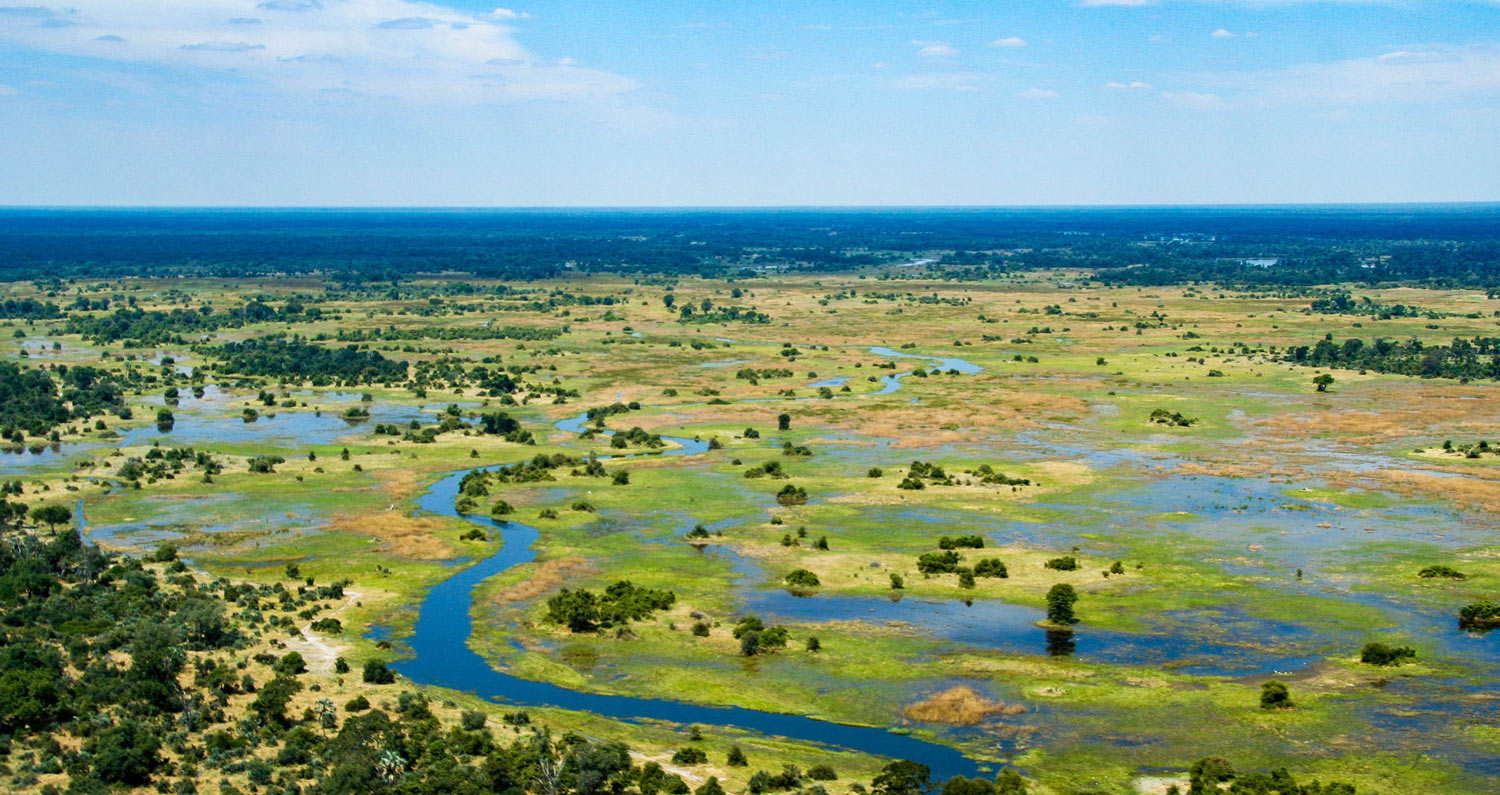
[3,273,1499,793]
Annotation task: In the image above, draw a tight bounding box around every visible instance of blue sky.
[1,0,1497,206]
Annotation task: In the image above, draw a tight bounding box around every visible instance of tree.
[872,760,932,795]
[567,740,633,795]
[156,408,175,431]
[784,568,820,588]
[90,720,162,786]
[274,650,307,676]
[1313,373,1335,392]
[727,746,748,767]
[29,504,71,531]
[250,674,303,726]
[1045,584,1078,626]
[739,630,761,657]
[696,778,726,795]
[777,413,791,431]
[546,589,601,632]
[362,659,397,684]
[1259,680,1293,710]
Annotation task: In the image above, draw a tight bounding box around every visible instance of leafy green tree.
[1045,584,1078,626]
[29,504,71,531]
[872,760,933,795]
[362,659,397,684]
[250,674,303,727]
[777,413,791,431]
[784,568,820,588]
[1313,374,1335,392]
[90,720,163,785]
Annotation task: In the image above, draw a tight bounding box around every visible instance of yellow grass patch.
[902,686,1021,726]
[325,511,454,560]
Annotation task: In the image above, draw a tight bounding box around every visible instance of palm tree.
[377,750,406,783]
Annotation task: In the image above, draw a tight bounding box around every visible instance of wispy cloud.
[889,72,985,92]
[1017,87,1060,99]
[1212,44,1500,106]
[0,0,637,106]
[913,40,958,57]
[181,40,265,52]
[991,37,1026,48]
[1105,80,1153,90]
[1161,89,1227,109]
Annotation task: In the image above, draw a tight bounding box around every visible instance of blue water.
[395,463,987,780]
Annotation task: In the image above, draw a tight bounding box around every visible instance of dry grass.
[489,556,595,606]
[325,511,455,560]
[902,686,1021,726]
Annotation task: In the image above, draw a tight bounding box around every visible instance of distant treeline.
[3,206,1498,286]
[331,325,563,342]
[1286,336,1500,380]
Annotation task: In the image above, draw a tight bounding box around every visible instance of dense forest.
[1,207,1497,287]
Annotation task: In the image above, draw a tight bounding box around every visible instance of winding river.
[394,347,997,778]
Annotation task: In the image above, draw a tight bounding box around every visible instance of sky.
[0,0,1498,206]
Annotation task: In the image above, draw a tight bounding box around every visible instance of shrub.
[1360,642,1416,666]
[974,558,1008,578]
[775,484,808,505]
[1458,601,1500,630]
[1044,556,1078,571]
[362,659,396,684]
[1259,680,1293,710]
[671,747,708,765]
[784,569,820,588]
[1418,565,1466,579]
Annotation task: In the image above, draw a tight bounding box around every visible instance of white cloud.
[0,83,17,95]
[479,8,528,21]
[1216,44,1500,106]
[1161,90,1227,109]
[1211,28,1237,39]
[990,37,1026,48]
[1017,87,1059,99]
[1105,80,1154,90]
[913,40,958,57]
[0,0,636,105]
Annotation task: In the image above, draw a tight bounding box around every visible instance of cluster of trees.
[1285,336,1500,381]
[65,301,319,346]
[0,297,62,318]
[1308,292,1442,320]
[1173,757,1358,795]
[0,362,128,437]
[1149,408,1197,427]
[545,580,677,632]
[211,338,409,386]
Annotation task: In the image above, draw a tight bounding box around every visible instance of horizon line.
[2,201,1500,213]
